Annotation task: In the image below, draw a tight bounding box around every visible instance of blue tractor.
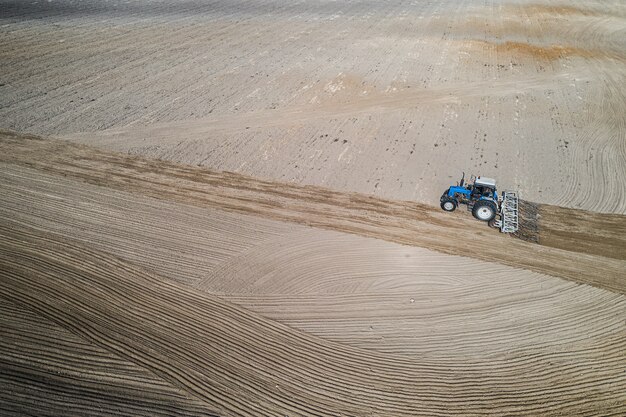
[440,173,499,222]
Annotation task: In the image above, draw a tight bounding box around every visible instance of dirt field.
[1,0,626,415]
[1,132,625,415]
[1,0,625,211]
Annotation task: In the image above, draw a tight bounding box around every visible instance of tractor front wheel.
[472,200,497,221]
[440,197,458,212]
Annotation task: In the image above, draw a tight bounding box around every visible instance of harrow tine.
[499,191,519,233]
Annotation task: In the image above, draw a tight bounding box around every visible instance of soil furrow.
[2,131,624,293]
[1,222,624,415]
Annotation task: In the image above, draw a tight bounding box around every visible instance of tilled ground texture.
[1,0,626,415]
[1,133,625,415]
[1,0,625,211]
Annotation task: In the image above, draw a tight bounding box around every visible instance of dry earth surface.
[1,0,625,211]
[1,133,625,415]
[1,0,626,416]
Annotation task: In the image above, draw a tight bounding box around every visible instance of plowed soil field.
[1,132,625,415]
[1,0,625,211]
[1,0,625,416]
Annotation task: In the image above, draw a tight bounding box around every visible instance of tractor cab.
[471,177,497,199]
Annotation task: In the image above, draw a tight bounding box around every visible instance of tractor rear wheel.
[440,197,458,212]
[472,200,497,221]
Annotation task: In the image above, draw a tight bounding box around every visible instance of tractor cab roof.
[474,177,496,189]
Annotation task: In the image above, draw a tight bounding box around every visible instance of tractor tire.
[440,197,458,212]
[472,200,497,222]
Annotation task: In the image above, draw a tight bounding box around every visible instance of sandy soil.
[0,300,214,416]
[1,132,625,415]
[1,0,625,212]
[1,0,625,415]
[5,220,624,416]
[3,133,625,291]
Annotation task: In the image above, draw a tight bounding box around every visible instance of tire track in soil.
[0,300,216,417]
[3,163,620,363]
[1,221,624,416]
